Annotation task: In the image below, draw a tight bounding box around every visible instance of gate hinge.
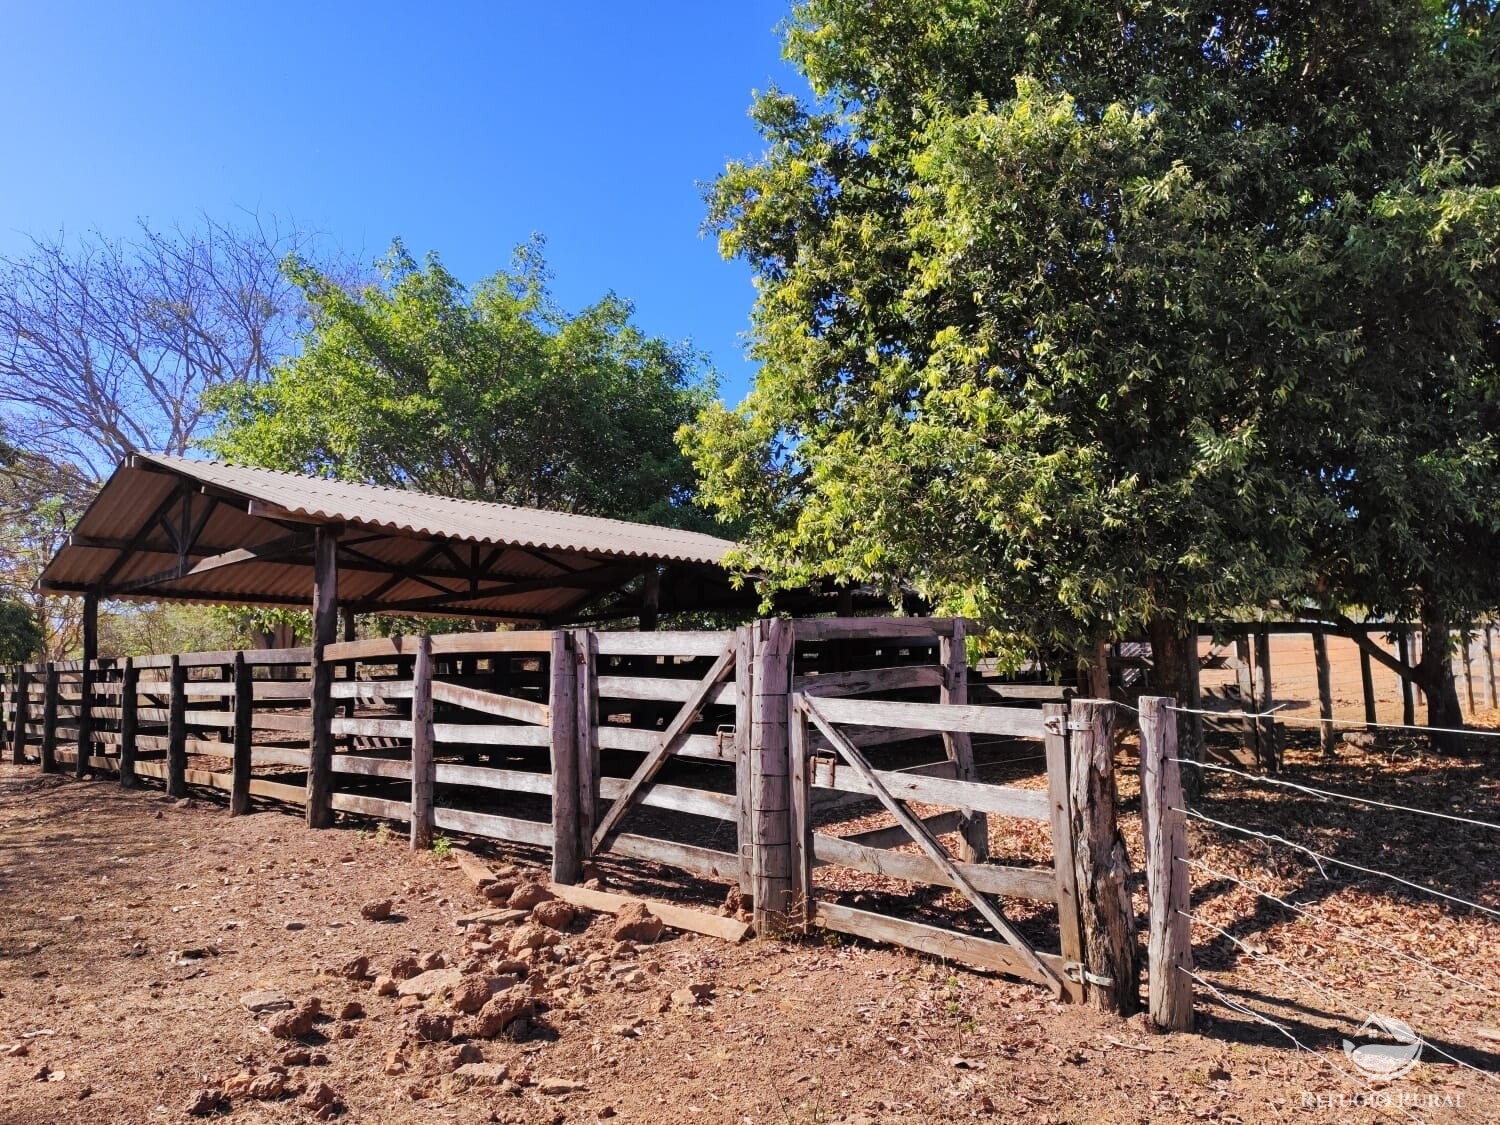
[1063,961,1115,987]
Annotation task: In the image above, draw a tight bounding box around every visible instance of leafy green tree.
[0,597,43,663]
[207,238,715,528]
[687,1,1500,735]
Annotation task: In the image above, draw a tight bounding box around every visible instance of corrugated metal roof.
[38,455,743,623]
[139,455,734,563]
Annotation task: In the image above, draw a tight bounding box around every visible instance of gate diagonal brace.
[800,695,1066,998]
[590,645,737,853]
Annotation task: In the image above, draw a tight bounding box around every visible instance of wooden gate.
[789,692,1087,1002]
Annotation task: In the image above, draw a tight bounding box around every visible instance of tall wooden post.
[1461,630,1476,715]
[749,617,794,932]
[1232,633,1259,762]
[788,695,813,932]
[1067,699,1138,1014]
[1137,696,1193,1031]
[639,568,660,632]
[10,666,28,765]
[1359,642,1377,730]
[549,631,581,882]
[1182,629,1204,800]
[1044,703,1085,1004]
[572,629,600,867]
[118,658,137,786]
[1253,627,1279,768]
[1484,625,1497,711]
[1312,629,1337,758]
[733,624,755,894]
[1398,627,1416,727]
[40,664,59,774]
[409,634,434,849]
[165,655,187,797]
[229,652,254,815]
[75,592,98,777]
[941,619,987,862]
[305,527,339,828]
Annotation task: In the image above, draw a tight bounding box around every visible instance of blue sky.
[0,1,808,404]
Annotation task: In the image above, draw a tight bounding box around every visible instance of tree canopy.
[685,1,1500,712]
[208,239,716,528]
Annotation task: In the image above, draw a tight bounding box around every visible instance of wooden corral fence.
[0,617,1142,1011]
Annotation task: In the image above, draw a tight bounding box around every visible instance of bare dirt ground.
[2,744,1496,1125]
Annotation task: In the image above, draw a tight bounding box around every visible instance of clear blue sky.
[0,1,807,404]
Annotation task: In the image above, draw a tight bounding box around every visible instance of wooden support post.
[788,690,812,932]
[409,634,435,849]
[1182,631,1204,801]
[1359,643,1377,730]
[1461,630,1476,715]
[166,655,187,798]
[1137,696,1194,1031]
[1398,627,1416,727]
[1044,703,1085,1003]
[1253,627,1279,768]
[305,527,339,829]
[941,619,988,862]
[229,652,253,815]
[1312,629,1337,758]
[75,592,98,777]
[1067,699,1138,1014]
[549,631,581,883]
[749,617,794,932]
[572,629,600,867]
[734,624,755,894]
[10,666,28,764]
[118,658,137,786]
[639,567,660,632]
[1484,625,1497,711]
[1233,633,1258,761]
[40,664,59,774]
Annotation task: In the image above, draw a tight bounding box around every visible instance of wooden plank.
[251,712,313,734]
[793,665,944,698]
[333,754,412,780]
[594,727,725,760]
[322,636,425,662]
[609,834,741,881]
[549,630,580,882]
[250,778,308,804]
[252,746,311,768]
[329,679,412,703]
[179,681,234,697]
[596,776,736,820]
[230,652,253,815]
[594,675,736,706]
[591,645,737,850]
[815,901,1059,987]
[331,716,412,738]
[793,618,958,643]
[593,631,735,657]
[430,631,557,656]
[546,882,750,943]
[328,790,404,817]
[251,680,314,701]
[811,834,1058,902]
[452,849,497,889]
[970,682,1070,702]
[805,695,1047,740]
[432,806,551,848]
[1138,696,1194,1031]
[432,678,550,726]
[802,697,1063,996]
[433,762,551,793]
[433,722,551,747]
[809,761,1048,821]
[410,635,435,849]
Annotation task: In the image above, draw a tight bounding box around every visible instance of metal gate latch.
[1063,962,1115,987]
[715,724,735,758]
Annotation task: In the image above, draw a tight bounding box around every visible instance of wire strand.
[1166,705,1500,741]
[1177,808,1500,921]
[1180,857,1499,998]
[1168,760,1500,832]
[1178,968,1429,1125]
[1182,910,1500,1093]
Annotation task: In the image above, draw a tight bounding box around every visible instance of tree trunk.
[1415,602,1465,754]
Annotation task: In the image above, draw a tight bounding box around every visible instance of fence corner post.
[549,630,581,883]
[1068,698,1139,1014]
[41,663,60,775]
[750,617,794,934]
[229,652,253,815]
[572,628,600,871]
[117,658,136,786]
[1138,696,1194,1032]
[409,634,435,850]
[10,665,28,765]
[165,654,187,798]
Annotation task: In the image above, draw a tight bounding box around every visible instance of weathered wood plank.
[970,682,1071,702]
[811,834,1058,902]
[596,776,736,820]
[433,762,552,794]
[592,631,735,657]
[432,678,550,726]
[594,675,736,706]
[331,716,412,739]
[793,618,958,642]
[803,695,1047,740]
[433,722,551,747]
[609,834,741,881]
[808,761,1049,821]
[332,754,413,780]
[942,621,987,863]
[432,806,551,847]
[793,665,944,698]
[594,727,725,760]
[836,809,961,850]
[250,778,307,804]
[330,791,406,819]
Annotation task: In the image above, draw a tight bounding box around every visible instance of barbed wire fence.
[1133,696,1499,1125]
